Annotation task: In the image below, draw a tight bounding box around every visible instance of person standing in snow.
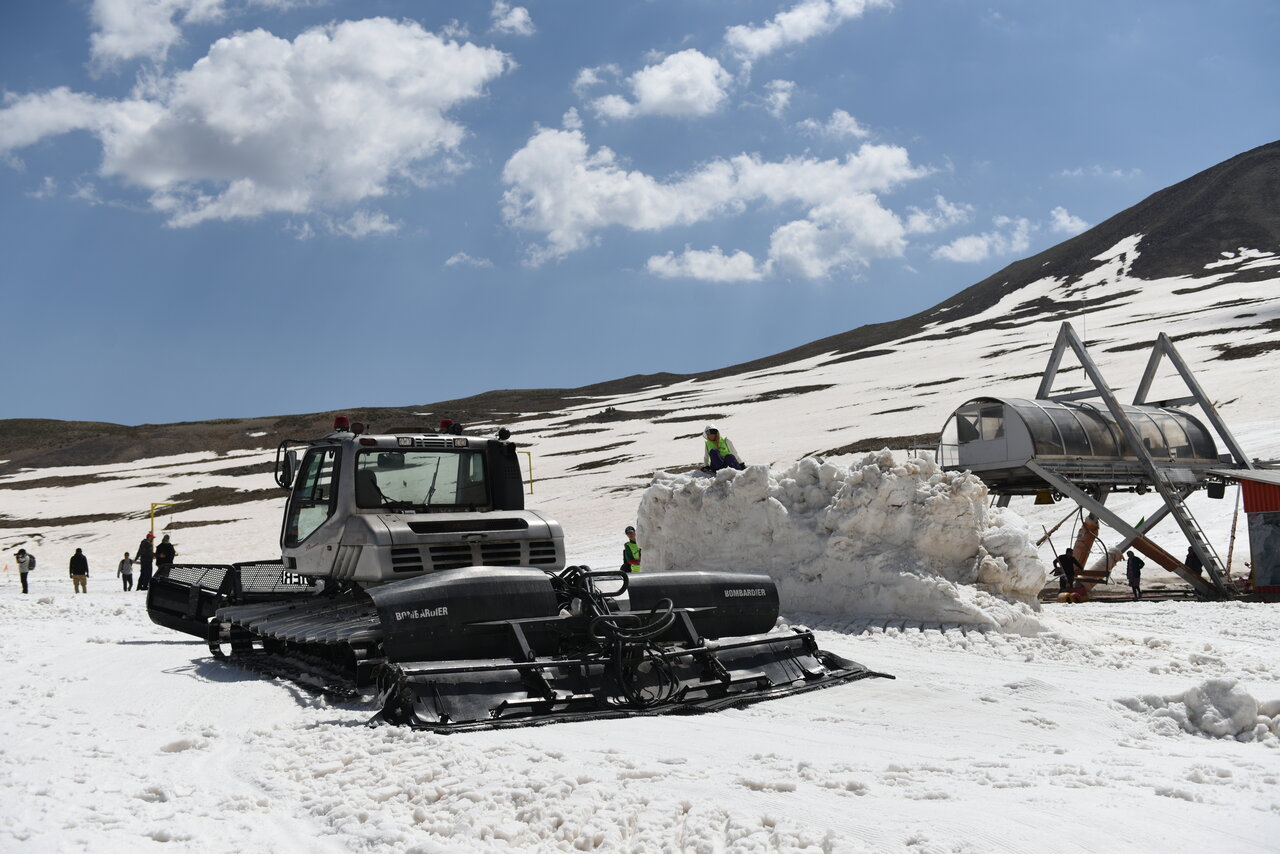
[1052,549,1081,592]
[69,548,89,593]
[14,548,32,594]
[1125,550,1145,600]
[118,552,135,592]
[700,425,746,472]
[155,534,176,575]
[136,532,155,591]
[1184,547,1204,577]
[621,526,641,573]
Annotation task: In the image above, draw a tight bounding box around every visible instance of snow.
[640,453,1047,633]
[2,234,1279,851]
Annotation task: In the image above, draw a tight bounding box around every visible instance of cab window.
[285,447,339,546]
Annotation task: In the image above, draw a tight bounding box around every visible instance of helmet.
[704,424,718,435]
[624,526,635,534]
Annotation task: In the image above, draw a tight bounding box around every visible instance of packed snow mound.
[638,451,1049,633]
[1118,679,1280,744]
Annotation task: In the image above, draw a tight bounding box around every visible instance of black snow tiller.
[146,420,890,731]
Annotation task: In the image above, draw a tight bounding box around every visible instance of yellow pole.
[520,451,534,494]
[150,502,175,534]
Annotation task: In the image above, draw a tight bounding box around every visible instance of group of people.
[616,424,752,572]
[10,532,175,594]
[1053,546,1211,601]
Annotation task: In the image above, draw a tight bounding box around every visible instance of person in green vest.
[700,424,746,472]
[621,526,641,573]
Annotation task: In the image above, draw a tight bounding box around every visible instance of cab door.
[282,446,342,575]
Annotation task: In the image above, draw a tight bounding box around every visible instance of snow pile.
[638,451,1048,632]
[1118,678,1280,744]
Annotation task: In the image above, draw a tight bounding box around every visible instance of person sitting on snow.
[700,425,746,473]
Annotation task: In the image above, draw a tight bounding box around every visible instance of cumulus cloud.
[589,50,732,119]
[647,246,765,282]
[572,64,620,96]
[89,0,226,66]
[1049,205,1088,235]
[89,0,301,67]
[0,18,511,229]
[445,251,494,268]
[932,215,1032,262]
[725,0,892,65]
[501,126,926,273]
[333,209,398,238]
[767,194,905,278]
[797,108,870,139]
[490,1,535,36]
[904,194,972,234]
[763,79,795,117]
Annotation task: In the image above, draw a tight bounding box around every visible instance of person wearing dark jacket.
[1125,551,1146,600]
[14,549,32,594]
[1053,549,1081,592]
[621,526,641,573]
[1185,547,1204,577]
[136,533,155,591]
[69,548,89,593]
[155,534,176,573]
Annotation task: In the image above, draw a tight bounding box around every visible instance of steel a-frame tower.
[1028,322,1251,599]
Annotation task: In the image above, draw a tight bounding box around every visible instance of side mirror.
[277,450,298,489]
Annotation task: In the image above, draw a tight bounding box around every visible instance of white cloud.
[440,19,471,40]
[589,50,732,120]
[1059,164,1142,180]
[725,0,892,65]
[767,194,905,278]
[89,0,226,66]
[333,209,398,238]
[561,107,582,131]
[572,64,620,97]
[904,194,972,234]
[797,108,870,139]
[763,79,795,117]
[501,127,926,273]
[0,18,511,228]
[932,215,1032,262]
[490,2,535,37]
[445,251,494,268]
[1049,205,1089,235]
[27,176,58,199]
[647,246,765,282]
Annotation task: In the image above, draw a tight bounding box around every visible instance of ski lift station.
[938,322,1272,601]
[937,398,1221,493]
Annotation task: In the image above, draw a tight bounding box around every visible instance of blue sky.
[1,0,1276,426]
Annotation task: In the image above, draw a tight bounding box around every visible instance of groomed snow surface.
[3,236,1279,850]
[3,453,1279,852]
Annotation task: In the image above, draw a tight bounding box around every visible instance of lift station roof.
[938,397,1221,492]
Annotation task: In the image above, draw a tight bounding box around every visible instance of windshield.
[354,449,488,511]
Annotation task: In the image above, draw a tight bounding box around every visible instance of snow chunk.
[1118,678,1279,743]
[639,452,1048,632]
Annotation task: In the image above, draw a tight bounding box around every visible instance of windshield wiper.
[423,457,442,507]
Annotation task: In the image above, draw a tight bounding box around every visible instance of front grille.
[479,542,523,565]
[391,546,425,573]
[527,541,558,565]
[416,540,562,571]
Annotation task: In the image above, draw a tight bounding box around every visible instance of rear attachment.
[371,566,892,732]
